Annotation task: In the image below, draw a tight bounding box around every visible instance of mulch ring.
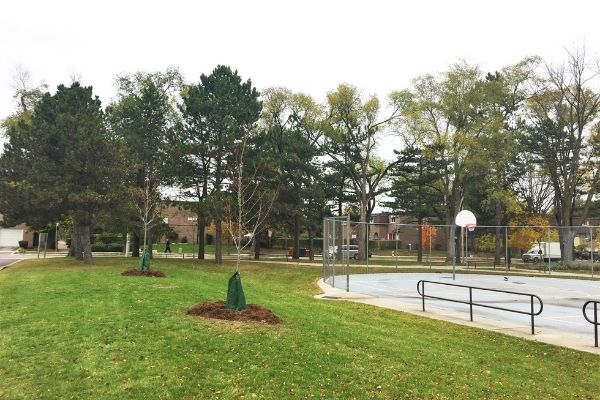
[187,301,282,325]
[121,269,166,278]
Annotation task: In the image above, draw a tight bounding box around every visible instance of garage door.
[0,229,24,247]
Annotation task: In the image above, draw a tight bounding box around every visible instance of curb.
[0,259,21,271]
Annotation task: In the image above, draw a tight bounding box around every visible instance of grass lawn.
[1,258,599,399]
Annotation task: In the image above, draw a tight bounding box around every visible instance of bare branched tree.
[10,64,47,114]
[526,46,600,259]
[225,132,278,273]
[130,174,163,257]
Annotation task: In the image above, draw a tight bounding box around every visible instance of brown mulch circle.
[187,301,282,325]
[121,269,166,278]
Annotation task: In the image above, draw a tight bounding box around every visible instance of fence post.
[469,287,473,321]
[595,302,598,348]
[421,282,425,312]
[591,227,595,280]
[531,296,535,335]
[429,226,432,270]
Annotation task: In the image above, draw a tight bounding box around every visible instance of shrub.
[18,240,28,249]
[181,236,188,243]
[166,230,179,242]
[90,243,124,252]
[92,233,124,244]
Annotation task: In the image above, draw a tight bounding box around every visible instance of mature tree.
[398,63,489,262]
[323,84,404,259]
[179,65,262,264]
[472,58,539,262]
[524,49,600,260]
[515,155,554,215]
[0,83,123,263]
[178,83,213,259]
[261,87,323,259]
[386,141,443,261]
[107,68,183,256]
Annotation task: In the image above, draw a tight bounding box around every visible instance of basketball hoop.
[466,224,476,232]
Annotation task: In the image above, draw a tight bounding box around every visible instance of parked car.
[574,250,600,261]
[327,245,373,259]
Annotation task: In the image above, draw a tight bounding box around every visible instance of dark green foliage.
[90,243,124,252]
[260,88,328,259]
[387,143,444,221]
[92,233,124,244]
[178,65,262,263]
[107,69,183,255]
[0,83,124,262]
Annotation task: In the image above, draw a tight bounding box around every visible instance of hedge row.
[90,243,124,252]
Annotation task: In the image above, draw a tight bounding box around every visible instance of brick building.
[162,204,199,243]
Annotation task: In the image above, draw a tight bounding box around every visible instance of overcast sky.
[1,0,600,158]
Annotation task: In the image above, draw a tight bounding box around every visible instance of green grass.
[1,258,599,399]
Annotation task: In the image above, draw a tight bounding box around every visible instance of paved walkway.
[316,272,600,355]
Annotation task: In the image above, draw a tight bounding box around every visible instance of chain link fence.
[323,216,351,290]
[323,217,600,290]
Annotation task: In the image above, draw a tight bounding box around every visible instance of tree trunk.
[559,226,575,261]
[308,228,315,261]
[73,222,92,264]
[68,229,75,257]
[293,214,300,259]
[254,232,261,260]
[359,197,368,260]
[494,202,503,264]
[494,226,502,265]
[132,233,140,258]
[445,211,455,263]
[215,218,222,264]
[197,221,205,260]
[147,234,154,259]
[557,205,574,261]
[417,218,423,262]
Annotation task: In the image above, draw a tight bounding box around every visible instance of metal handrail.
[417,280,544,335]
[582,301,600,347]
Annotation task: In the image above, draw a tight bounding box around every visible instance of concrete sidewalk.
[316,278,600,355]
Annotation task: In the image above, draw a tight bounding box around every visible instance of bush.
[166,230,179,242]
[91,233,123,244]
[90,243,124,252]
[271,238,322,250]
[181,236,188,243]
[561,260,597,271]
[18,240,28,249]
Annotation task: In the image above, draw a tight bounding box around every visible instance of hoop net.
[466,224,476,232]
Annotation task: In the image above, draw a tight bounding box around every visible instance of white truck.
[522,242,561,262]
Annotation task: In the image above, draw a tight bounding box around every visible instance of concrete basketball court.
[320,272,600,354]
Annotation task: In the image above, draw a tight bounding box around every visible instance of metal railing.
[417,280,544,335]
[582,301,600,347]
